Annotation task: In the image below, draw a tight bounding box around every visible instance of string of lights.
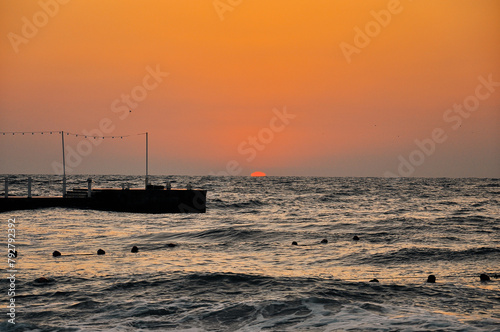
[0,131,147,139]
[1,130,151,191]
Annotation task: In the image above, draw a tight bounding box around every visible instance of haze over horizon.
[1,0,499,178]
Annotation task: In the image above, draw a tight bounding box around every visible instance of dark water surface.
[1,176,499,331]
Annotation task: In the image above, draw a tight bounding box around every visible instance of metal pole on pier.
[61,131,67,197]
[87,178,92,198]
[28,177,32,198]
[145,132,149,188]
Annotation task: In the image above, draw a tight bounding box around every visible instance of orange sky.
[0,0,499,177]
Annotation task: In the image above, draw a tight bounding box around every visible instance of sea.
[1,175,499,331]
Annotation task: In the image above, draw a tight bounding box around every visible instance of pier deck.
[0,188,207,213]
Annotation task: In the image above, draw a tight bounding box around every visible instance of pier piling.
[28,177,32,198]
[87,178,92,198]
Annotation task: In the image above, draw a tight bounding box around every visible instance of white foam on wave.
[235,299,486,332]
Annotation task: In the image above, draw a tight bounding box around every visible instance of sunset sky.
[1,0,499,177]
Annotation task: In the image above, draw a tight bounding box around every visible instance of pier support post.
[87,178,92,198]
[145,131,149,189]
[62,176,66,198]
[28,177,32,198]
[61,131,67,198]
[4,178,8,198]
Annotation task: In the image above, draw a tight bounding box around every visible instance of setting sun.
[251,171,266,177]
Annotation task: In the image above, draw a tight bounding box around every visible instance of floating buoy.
[369,278,379,283]
[320,239,328,244]
[480,274,491,282]
[291,241,298,246]
[167,243,177,248]
[97,249,106,255]
[34,277,50,283]
[353,235,360,241]
[131,246,139,253]
[427,275,436,283]
[52,250,61,257]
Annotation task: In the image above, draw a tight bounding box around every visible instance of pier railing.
[2,176,188,199]
[2,176,92,198]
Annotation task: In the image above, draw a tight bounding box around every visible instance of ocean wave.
[189,227,267,241]
[11,271,500,331]
[67,299,103,310]
[186,272,275,288]
[211,198,268,209]
[478,182,500,188]
[227,199,267,209]
[436,215,496,224]
[438,201,459,205]
[362,247,500,265]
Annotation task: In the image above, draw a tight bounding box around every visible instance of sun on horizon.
[251,171,266,177]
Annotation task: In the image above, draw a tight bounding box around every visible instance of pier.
[1,131,207,213]
[1,177,206,213]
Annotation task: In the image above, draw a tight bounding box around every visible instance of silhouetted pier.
[1,178,206,213]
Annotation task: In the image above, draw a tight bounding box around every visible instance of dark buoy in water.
[131,246,139,253]
[97,249,106,255]
[369,278,379,283]
[34,277,50,284]
[167,243,177,248]
[292,241,298,246]
[52,250,61,257]
[320,239,328,244]
[427,275,436,283]
[353,235,360,241]
[480,274,491,282]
